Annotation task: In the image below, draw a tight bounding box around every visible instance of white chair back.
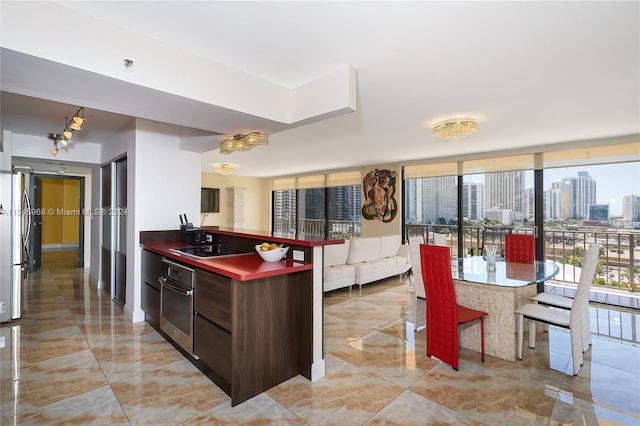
[408,236,425,299]
[569,243,600,372]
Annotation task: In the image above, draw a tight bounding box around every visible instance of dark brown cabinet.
[193,268,312,406]
[141,250,164,326]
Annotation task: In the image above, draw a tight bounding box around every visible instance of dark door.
[114,158,127,306]
[29,176,43,272]
[101,164,112,293]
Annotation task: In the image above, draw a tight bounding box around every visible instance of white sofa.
[323,235,410,292]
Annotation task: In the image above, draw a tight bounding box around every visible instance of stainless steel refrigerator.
[0,171,30,323]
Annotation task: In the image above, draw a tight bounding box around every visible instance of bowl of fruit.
[255,242,289,262]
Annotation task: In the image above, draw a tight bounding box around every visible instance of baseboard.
[42,243,79,251]
[311,359,326,382]
[124,304,146,323]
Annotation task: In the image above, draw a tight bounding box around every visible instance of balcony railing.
[406,223,639,292]
[277,218,639,292]
[273,218,361,239]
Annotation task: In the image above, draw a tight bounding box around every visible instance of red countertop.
[202,226,345,247]
[140,241,313,281]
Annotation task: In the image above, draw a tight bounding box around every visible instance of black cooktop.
[171,245,247,258]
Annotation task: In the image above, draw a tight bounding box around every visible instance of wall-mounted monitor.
[201,188,220,213]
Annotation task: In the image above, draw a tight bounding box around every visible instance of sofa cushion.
[324,264,355,281]
[346,237,380,264]
[378,235,401,258]
[324,240,350,267]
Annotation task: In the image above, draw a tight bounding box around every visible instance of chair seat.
[516,303,570,327]
[530,293,573,309]
[457,305,487,323]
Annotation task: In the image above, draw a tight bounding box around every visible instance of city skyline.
[542,163,639,215]
[464,163,639,216]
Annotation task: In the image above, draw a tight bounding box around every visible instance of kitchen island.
[140,228,341,406]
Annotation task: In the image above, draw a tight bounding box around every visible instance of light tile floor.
[1,250,639,425]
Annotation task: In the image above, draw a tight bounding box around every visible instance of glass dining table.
[450,257,560,362]
[454,256,560,287]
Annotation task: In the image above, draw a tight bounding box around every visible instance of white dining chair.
[529,246,598,351]
[408,235,426,330]
[515,243,600,375]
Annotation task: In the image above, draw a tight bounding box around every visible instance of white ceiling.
[2,1,639,177]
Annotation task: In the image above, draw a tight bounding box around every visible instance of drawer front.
[195,270,232,332]
[141,281,160,326]
[194,314,232,383]
[142,250,164,291]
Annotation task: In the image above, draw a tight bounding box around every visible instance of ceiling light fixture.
[432,118,479,141]
[213,163,238,175]
[49,140,59,156]
[220,131,268,155]
[47,107,86,155]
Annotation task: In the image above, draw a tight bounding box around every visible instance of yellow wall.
[200,173,271,230]
[41,178,80,245]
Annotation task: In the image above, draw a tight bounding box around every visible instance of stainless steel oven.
[159,257,195,355]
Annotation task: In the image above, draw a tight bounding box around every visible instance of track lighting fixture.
[47,107,86,155]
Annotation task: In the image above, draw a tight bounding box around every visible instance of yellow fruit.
[261,242,270,248]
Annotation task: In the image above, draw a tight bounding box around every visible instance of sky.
[463,162,640,216]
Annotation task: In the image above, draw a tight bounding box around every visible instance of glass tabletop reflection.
[453,256,560,287]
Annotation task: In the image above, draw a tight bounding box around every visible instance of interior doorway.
[28,174,85,272]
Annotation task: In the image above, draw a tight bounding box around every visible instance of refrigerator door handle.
[22,190,31,265]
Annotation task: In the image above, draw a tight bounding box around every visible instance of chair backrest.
[505,234,535,263]
[432,233,447,247]
[420,244,458,359]
[569,243,600,374]
[577,243,600,292]
[408,236,425,298]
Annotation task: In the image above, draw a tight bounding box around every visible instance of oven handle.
[159,276,193,297]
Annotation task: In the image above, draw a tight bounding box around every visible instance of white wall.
[89,165,101,284]
[126,119,200,322]
[11,134,101,163]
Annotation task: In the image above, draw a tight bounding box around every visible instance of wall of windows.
[272,171,362,238]
[403,141,640,296]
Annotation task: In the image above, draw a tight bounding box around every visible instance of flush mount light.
[220,131,268,155]
[213,163,238,175]
[432,118,479,141]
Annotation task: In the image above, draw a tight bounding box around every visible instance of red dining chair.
[420,244,488,370]
[505,234,535,263]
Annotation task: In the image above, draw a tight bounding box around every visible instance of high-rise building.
[544,187,563,219]
[462,181,485,219]
[588,204,609,221]
[524,187,535,221]
[485,171,525,221]
[623,194,640,221]
[405,178,420,223]
[551,179,573,219]
[273,189,296,233]
[328,185,361,221]
[568,171,596,219]
[421,176,457,224]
